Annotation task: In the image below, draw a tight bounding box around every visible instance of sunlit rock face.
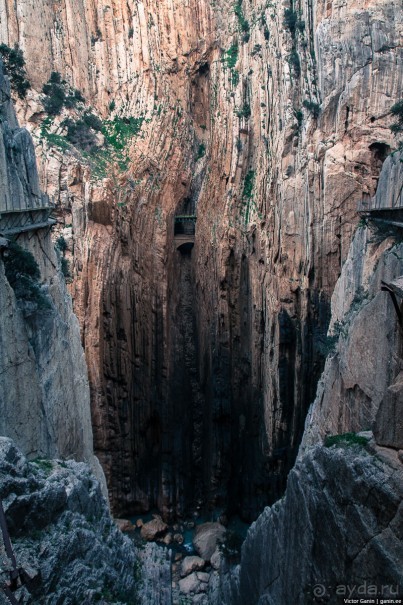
[0,64,100,483]
[1,0,401,518]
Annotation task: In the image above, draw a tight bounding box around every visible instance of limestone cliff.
[208,150,403,605]
[0,65,102,485]
[1,0,401,520]
[302,151,403,453]
[222,443,403,605]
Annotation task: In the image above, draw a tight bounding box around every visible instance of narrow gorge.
[0,0,402,603]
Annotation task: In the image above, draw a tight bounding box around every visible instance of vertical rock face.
[0,66,99,480]
[301,152,403,453]
[210,153,403,605]
[1,0,402,518]
[228,444,403,605]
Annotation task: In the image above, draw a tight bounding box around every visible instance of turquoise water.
[128,511,249,556]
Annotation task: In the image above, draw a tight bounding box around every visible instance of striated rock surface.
[301,152,403,453]
[208,150,403,605]
[0,63,103,488]
[228,442,403,605]
[2,0,402,520]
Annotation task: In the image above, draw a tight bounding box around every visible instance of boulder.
[115,518,134,532]
[193,522,226,560]
[162,533,173,545]
[210,547,223,570]
[196,571,210,583]
[140,515,168,541]
[180,555,205,577]
[173,533,184,544]
[178,572,208,595]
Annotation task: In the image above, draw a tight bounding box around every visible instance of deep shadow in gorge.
[98,213,332,523]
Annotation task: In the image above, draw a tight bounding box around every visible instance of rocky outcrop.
[0,437,172,605]
[228,442,403,605]
[0,437,137,604]
[2,0,402,520]
[209,151,403,605]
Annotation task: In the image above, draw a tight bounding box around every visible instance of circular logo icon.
[313,584,326,598]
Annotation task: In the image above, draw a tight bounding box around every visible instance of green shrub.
[196,143,206,160]
[251,44,262,56]
[231,69,240,87]
[4,241,40,283]
[64,88,85,108]
[83,111,103,131]
[390,100,403,133]
[63,118,97,151]
[222,44,239,69]
[283,8,298,35]
[0,43,30,98]
[289,50,300,76]
[295,109,303,128]
[3,242,50,310]
[391,100,403,121]
[283,8,304,37]
[234,0,250,36]
[236,103,251,119]
[242,170,255,199]
[55,236,68,252]
[42,72,85,115]
[61,257,71,279]
[42,74,66,115]
[303,99,320,118]
[324,432,369,448]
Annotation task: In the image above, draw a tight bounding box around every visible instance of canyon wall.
[0,66,103,485]
[1,0,401,519]
[211,152,403,605]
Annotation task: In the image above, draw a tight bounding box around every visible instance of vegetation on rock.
[3,241,50,310]
[324,432,370,448]
[390,100,403,133]
[0,43,30,98]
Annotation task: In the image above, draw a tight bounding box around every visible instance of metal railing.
[174,215,197,236]
[357,183,403,213]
